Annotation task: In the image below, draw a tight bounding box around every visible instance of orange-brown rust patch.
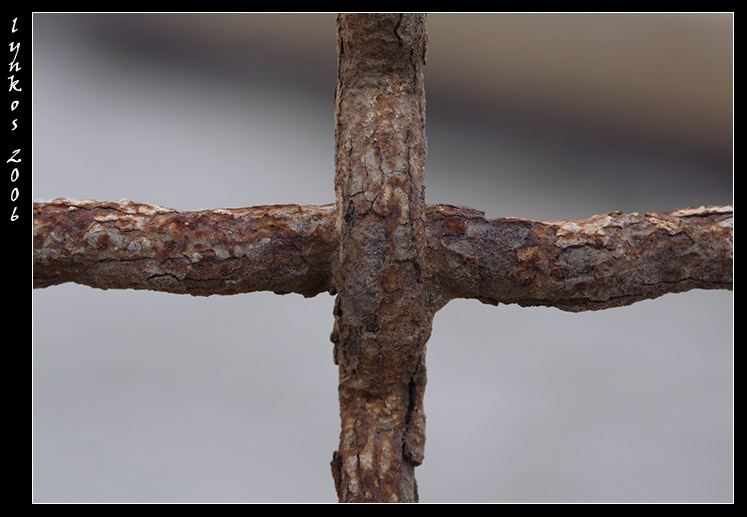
[443,218,467,236]
[95,232,111,248]
[517,246,540,263]
[380,264,402,293]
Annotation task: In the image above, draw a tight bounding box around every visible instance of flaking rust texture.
[427,204,733,311]
[33,198,733,504]
[34,200,732,311]
[33,199,336,298]
[330,14,431,503]
[31,13,734,504]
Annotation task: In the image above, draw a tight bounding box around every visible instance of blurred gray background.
[32,14,732,503]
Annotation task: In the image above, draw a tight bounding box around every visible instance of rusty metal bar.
[33,198,336,297]
[34,199,733,311]
[427,204,733,311]
[329,14,431,503]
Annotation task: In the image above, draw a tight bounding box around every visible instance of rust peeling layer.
[34,200,733,313]
[330,14,430,503]
[33,198,337,298]
[426,204,734,312]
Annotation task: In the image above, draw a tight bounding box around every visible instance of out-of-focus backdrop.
[33,14,732,503]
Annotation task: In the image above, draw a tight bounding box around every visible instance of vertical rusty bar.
[330,14,432,503]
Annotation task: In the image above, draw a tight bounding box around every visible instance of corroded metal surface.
[330,14,431,503]
[427,204,734,311]
[34,199,734,309]
[31,13,734,504]
[33,198,336,297]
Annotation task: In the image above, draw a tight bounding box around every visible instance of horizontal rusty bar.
[33,199,337,297]
[34,199,733,311]
[426,204,733,311]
